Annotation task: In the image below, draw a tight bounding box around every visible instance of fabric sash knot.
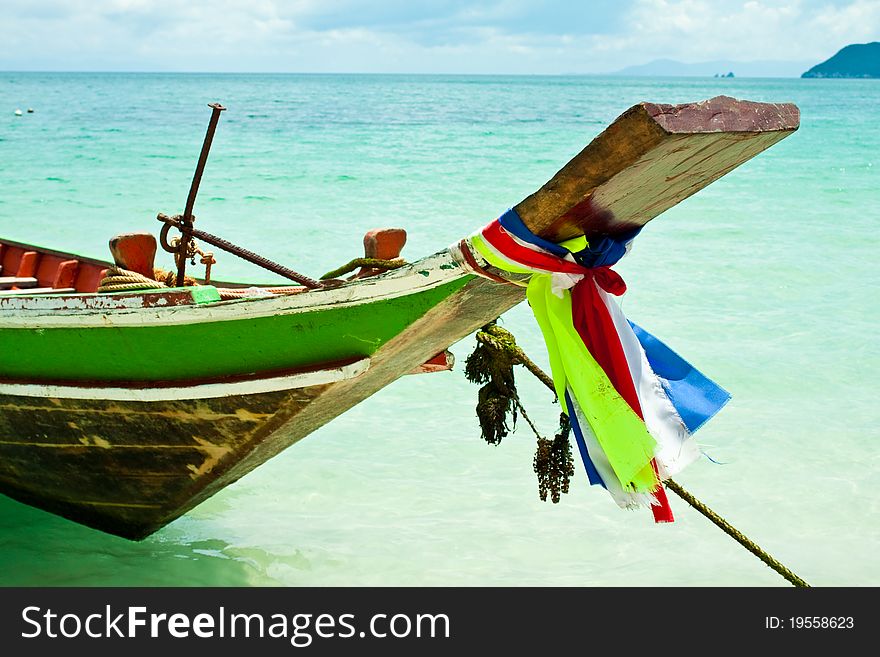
[466,208,731,523]
[583,266,626,296]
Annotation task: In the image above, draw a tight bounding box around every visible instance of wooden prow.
[514,95,800,241]
[109,233,157,278]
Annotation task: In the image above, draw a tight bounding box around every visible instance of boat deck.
[0,238,110,294]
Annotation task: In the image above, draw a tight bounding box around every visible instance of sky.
[1,0,878,74]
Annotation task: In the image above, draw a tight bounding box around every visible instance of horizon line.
[1,69,805,78]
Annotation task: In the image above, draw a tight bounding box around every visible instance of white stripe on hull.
[0,358,370,402]
[0,250,466,329]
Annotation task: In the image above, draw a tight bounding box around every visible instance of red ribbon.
[571,266,674,523]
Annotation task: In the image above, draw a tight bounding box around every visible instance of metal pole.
[177,102,226,286]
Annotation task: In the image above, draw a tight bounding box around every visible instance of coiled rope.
[468,323,810,588]
[97,267,197,293]
[96,267,165,293]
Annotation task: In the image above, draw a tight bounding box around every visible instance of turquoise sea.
[0,73,877,586]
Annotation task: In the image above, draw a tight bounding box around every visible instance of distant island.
[615,58,809,78]
[802,42,880,78]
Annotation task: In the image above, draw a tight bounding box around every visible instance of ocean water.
[0,73,877,587]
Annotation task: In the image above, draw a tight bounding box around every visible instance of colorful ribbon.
[467,209,730,522]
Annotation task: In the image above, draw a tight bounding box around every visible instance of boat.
[0,95,799,540]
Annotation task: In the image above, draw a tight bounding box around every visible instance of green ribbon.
[526,277,657,492]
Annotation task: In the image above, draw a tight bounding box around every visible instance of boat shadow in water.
[0,494,294,586]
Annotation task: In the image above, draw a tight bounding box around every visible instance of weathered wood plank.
[0,388,314,538]
[514,95,799,240]
[0,276,38,289]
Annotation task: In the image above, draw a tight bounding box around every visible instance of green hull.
[0,277,469,383]
[0,270,525,540]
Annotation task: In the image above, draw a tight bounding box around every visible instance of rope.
[475,325,556,392]
[320,257,406,281]
[471,324,811,588]
[97,267,166,293]
[664,479,810,588]
[215,286,307,300]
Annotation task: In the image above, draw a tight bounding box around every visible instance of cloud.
[0,0,877,72]
[285,1,623,41]
[598,0,880,63]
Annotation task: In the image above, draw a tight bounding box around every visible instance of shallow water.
[0,73,877,586]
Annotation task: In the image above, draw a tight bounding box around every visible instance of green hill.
[802,42,880,78]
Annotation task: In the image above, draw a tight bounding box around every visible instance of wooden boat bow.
[0,95,799,539]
